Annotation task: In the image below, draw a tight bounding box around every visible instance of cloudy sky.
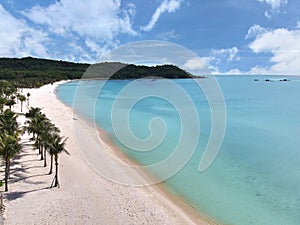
[0,0,300,75]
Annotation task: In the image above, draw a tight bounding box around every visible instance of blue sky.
[0,0,300,75]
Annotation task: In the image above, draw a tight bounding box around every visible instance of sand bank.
[2,81,214,225]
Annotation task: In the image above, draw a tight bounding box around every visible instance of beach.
[2,81,213,225]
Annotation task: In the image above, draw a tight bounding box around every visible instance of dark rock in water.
[265,78,290,82]
[254,79,259,81]
[279,78,290,82]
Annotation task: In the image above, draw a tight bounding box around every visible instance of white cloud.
[207,47,240,64]
[200,56,218,74]
[257,0,288,10]
[85,39,112,60]
[180,58,211,75]
[183,58,206,70]
[246,24,268,39]
[248,25,300,74]
[157,30,179,40]
[201,55,243,75]
[23,0,137,42]
[141,0,182,31]
[224,68,242,75]
[212,47,240,62]
[257,0,288,18]
[198,47,240,74]
[0,5,49,58]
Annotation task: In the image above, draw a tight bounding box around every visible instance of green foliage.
[0,132,21,160]
[0,57,196,88]
[0,57,89,88]
[24,108,69,187]
[0,108,21,192]
[0,109,19,136]
[112,64,194,79]
[84,62,194,80]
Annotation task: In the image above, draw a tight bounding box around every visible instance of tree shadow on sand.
[12,152,39,160]
[10,173,48,184]
[4,187,50,201]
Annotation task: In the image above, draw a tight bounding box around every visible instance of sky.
[0,0,300,75]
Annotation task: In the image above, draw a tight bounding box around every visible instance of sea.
[56,75,300,225]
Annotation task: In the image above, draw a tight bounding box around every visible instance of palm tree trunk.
[8,160,11,179]
[5,158,9,192]
[44,148,47,167]
[20,101,23,112]
[49,155,53,174]
[54,155,59,187]
[40,145,43,160]
[37,140,41,154]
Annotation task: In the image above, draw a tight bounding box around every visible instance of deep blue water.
[56,76,300,225]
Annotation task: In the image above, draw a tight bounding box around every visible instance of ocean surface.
[56,76,300,225]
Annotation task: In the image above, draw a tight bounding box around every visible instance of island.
[0,57,196,88]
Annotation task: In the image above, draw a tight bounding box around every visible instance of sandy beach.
[2,81,214,225]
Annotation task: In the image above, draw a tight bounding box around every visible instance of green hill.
[0,57,195,88]
[0,57,89,88]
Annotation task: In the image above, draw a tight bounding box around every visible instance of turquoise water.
[56,76,300,225]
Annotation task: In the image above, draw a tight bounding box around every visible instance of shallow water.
[56,76,300,225]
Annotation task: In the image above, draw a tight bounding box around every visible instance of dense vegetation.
[0,80,69,192]
[0,57,195,88]
[0,57,89,88]
[113,64,194,79]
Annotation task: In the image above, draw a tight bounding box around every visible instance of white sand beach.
[2,81,214,225]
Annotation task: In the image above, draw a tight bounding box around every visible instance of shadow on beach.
[4,187,50,201]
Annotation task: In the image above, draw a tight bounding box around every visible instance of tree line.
[0,80,69,192]
[0,57,196,88]
[0,57,89,88]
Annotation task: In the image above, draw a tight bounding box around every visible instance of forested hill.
[0,57,89,87]
[0,57,195,88]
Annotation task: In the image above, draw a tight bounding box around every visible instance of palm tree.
[0,133,21,191]
[26,92,31,107]
[50,135,69,188]
[23,108,69,187]
[0,109,18,135]
[40,122,60,167]
[24,108,59,166]
[17,94,26,112]
[24,109,47,156]
[47,133,59,174]
[0,96,6,113]
[25,107,42,122]
[5,98,16,110]
[30,115,50,160]
[23,107,47,140]
[3,85,16,99]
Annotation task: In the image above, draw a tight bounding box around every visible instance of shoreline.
[3,80,215,224]
[95,127,217,225]
[56,80,218,224]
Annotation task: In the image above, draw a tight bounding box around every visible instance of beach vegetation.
[24,107,69,188]
[0,109,21,192]
[0,57,89,88]
[26,92,31,106]
[0,86,71,192]
[5,98,16,110]
[17,94,26,112]
[0,109,19,135]
[0,57,196,89]
[0,133,21,191]
[49,135,69,188]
